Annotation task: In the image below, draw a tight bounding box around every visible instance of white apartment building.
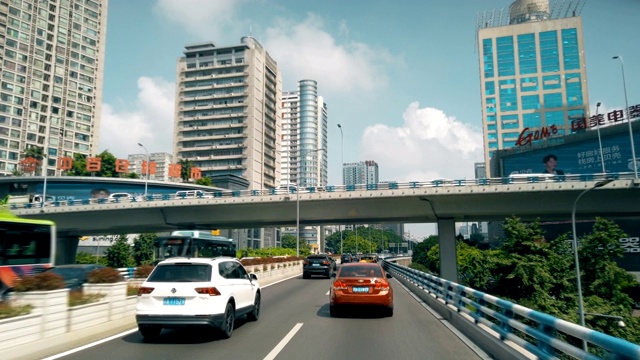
[343,160,379,186]
[0,0,108,176]
[128,152,173,182]
[173,37,282,190]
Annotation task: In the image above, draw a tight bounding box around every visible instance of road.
[48,274,486,360]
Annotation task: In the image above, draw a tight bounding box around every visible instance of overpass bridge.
[9,173,640,281]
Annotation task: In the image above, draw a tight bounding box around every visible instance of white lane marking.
[263,323,304,360]
[262,273,301,288]
[42,328,139,360]
[325,290,330,296]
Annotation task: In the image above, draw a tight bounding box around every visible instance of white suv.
[136,257,260,340]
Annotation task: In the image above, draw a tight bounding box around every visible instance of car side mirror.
[250,273,258,281]
[330,273,337,278]
[386,273,392,279]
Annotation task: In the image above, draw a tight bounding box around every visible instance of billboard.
[502,128,640,176]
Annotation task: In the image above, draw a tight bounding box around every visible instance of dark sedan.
[340,253,353,263]
[44,264,105,290]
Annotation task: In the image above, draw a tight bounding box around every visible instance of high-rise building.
[128,152,173,182]
[343,160,379,186]
[280,80,327,188]
[280,80,328,252]
[477,0,588,176]
[0,0,108,176]
[173,37,282,190]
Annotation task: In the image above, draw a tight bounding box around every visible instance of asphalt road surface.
[47,274,486,360]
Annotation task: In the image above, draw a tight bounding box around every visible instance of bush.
[68,290,105,306]
[134,265,154,278]
[14,272,65,292]
[409,263,430,273]
[87,267,124,284]
[0,302,32,319]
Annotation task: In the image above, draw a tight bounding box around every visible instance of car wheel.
[219,303,235,339]
[385,306,394,317]
[139,325,161,341]
[247,293,261,321]
[303,273,310,279]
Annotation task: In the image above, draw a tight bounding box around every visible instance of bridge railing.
[383,260,640,360]
[6,172,635,210]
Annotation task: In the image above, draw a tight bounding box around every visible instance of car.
[359,254,378,263]
[43,264,105,291]
[274,183,298,194]
[135,257,261,340]
[508,173,556,183]
[329,262,393,317]
[108,192,134,202]
[302,254,335,279]
[340,253,352,264]
[175,190,213,199]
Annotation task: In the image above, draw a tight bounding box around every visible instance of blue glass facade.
[496,36,515,77]
[517,33,537,75]
[539,30,560,73]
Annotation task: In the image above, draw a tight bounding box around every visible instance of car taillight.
[374,281,390,291]
[303,260,310,265]
[322,260,330,265]
[333,280,347,290]
[195,287,221,296]
[137,287,154,296]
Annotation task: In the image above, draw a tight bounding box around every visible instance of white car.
[136,257,261,340]
[108,192,133,202]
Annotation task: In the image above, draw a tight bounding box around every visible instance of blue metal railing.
[5,172,634,211]
[383,260,640,360]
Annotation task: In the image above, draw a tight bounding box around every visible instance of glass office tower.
[477,0,588,176]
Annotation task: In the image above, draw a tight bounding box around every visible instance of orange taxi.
[329,262,393,317]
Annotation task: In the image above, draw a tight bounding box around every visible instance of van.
[175,190,213,199]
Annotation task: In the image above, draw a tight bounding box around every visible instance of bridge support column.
[320,225,325,253]
[437,218,458,282]
[55,235,79,265]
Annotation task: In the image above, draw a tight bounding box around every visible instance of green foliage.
[132,233,156,266]
[325,226,402,254]
[75,251,107,265]
[134,265,155,278]
[68,291,105,306]
[178,159,194,182]
[235,247,298,258]
[104,235,134,268]
[0,302,32,319]
[196,177,212,186]
[280,234,297,249]
[65,150,121,177]
[23,146,45,160]
[409,262,429,273]
[412,235,438,268]
[122,172,140,179]
[14,272,65,292]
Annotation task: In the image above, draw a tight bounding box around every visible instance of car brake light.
[333,280,347,290]
[322,260,329,265]
[374,281,390,291]
[137,287,154,296]
[195,287,221,296]
[303,260,310,265]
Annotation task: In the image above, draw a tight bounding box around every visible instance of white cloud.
[361,102,484,182]
[153,0,241,40]
[99,77,175,158]
[263,15,395,93]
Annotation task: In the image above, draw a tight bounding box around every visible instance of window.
[561,28,580,70]
[539,30,559,73]
[499,79,517,112]
[543,93,563,109]
[485,81,495,96]
[521,94,540,110]
[496,36,515,77]
[565,73,583,106]
[520,77,538,92]
[518,33,537,75]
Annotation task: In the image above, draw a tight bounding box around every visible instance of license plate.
[313,263,320,266]
[352,287,369,293]
[163,297,185,306]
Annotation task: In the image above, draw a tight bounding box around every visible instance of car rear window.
[339,266,383,278]
[147,263,212,282]
[307,255,328,259]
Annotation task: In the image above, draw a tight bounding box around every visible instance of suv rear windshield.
[147,263,212,282]
[307,255,328,259]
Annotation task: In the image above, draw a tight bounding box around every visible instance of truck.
[3,194,55,206]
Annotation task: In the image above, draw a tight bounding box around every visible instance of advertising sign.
[503,130,640,176]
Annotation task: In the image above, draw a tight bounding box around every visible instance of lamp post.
[337,123,344,254]
[583,312,626,328]
[137,143,149,197]
[572,179,613,351]
[612,55,638,179]
[40,155,48,210]
[595,102,606,174]
[296,148,324,257]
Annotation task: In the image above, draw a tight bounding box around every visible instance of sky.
[99,0,640,240]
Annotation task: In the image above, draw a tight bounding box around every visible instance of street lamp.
[583,312,626,328]
[595,102,606,174]
[296,148,324,257]
[137,143,149,198]
[612,55,638,179]
[337,123,344,254]
[572,179,613,351]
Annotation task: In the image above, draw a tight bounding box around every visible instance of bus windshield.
[0,215,56,295]
[154,235,236,263]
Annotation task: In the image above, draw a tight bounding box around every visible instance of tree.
[281,234,297,249]
[178,159,194,182]
[23,146,45,160]
[132,233,156,266]
[104,235,134,268]
[196,177,212,186]
[65,150,125,177]
[412,235,438,269]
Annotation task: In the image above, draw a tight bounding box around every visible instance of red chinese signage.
[571,103,640,132]
[115,159,130,173]
[20,157,39,173]
[57,157,73,170]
